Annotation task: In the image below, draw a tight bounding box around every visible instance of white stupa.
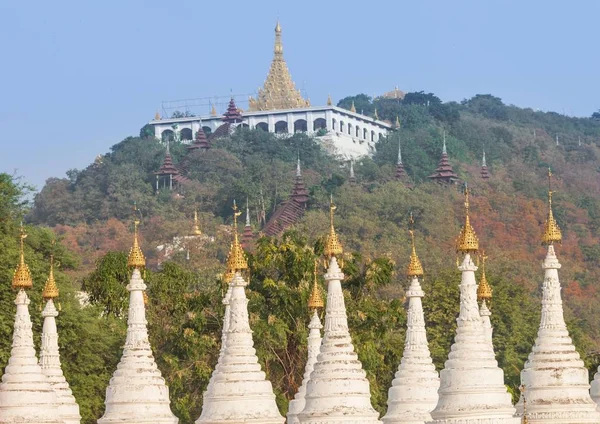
[98,217,178,424]
[197,202,284,424]
[383,216,439,424]
[477,254,494,351]
[0,227,62,423]
[430,187,519,424]
[287,264,324,424]
[39,256,81,424]
[298,199,382,424]
[518,171,600,423]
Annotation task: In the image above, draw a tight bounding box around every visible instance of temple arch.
[202,126,212,135]
[332,118,337,131]
[161,129,174,142]
[348,123,353,135]
[180,128,193,141]
[340,121,345,133]
[371,130,375,141]
[275,121,288,134]
[313,118,326,131]
[363,128,368,140]
[294,119,308,133]
[356,126,360,138]
[256,122,269,132]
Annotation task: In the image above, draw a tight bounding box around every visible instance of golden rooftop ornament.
[477,251,492,302]
[542,168,562,246]
[407,213,424,277]
[225,200,248,279]
[154,111,161,121]
[12,224,33,290]
[210,104,217,116]
[127,203,146,269]
[456,184,480,254]
[324,195,343,259]
[42,251,59,301]
[327,94,332,106]
[308,260,324,310]
[350,101,356,113]
[192,209,202,236]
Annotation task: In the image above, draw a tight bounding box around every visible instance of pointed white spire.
[98,269,177,423]
[579,136,582,146]
[297,152,302,177]
[246,198,251,227]
[166,138,171,155]
[287,310,323,424]
[196,273,284,423]
[0,289,63,423]
[383,276,439,424]
[40,299,81,424]
[482,149,487,167]
[430,254,518,423]
[298,257,382,423]
[397,139,403,165]
[442,131,447,155]
[349,160,355,179]
[520,245,600,422]
[556,134,559,145]
[479,300,493,350]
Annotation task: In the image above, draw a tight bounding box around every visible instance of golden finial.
[42,243,59,301]
[154,110,161,121]
[275,20,281,33]
[456,184,480,254]
[350,101,356,113]
[192,209,202,236]
[225,200,248,278]
[127,203,146,269]
[308,260,324,311]
[327,94,332,106]
[324,195,343,259]
[211,104,217,116]
[477,251,492,302]
[407,213,424,277]
[143,291,149,305]
[12,223,33,290]
[542,168,562,245]
[374,108,379,120]
[520,385,528,424]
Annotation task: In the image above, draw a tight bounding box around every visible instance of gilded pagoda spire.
[192,210,202,236]
[477,251,492,302]
[12,224,33,290]
[324,195,343,259]
[224,200,248,282]
[407,213,424,277]
[327,94,332,106]
[456,183,480,254]
[127,203,146,269]
[542,168,562,246]
[248,21,309,111]
[308,260,324,311]
[350,101,356,113]
[210,103,217,116]
[42,252,59,301]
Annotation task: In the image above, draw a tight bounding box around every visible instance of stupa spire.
[349,160,356,184]
[241,198,254,251]
[350,101,357,113]
[98,209,177,424]
[287,261,324,424]
[222,97,243,123]
[224,200,249,282]
[196,272,284,423]
[430,187,518,423]
[477,252,494,350]
[481,149,490,179]
[521,170,600,422]
[0,226,62,423]
[383,214,439,424]
[395,139,406,181]
[40,250,81,424]
[192,209,202,236]
[297,152,302,177]
[188,127,210,151]
[298,202,381,424]
[442,131,447,155]
[327,94,332,106]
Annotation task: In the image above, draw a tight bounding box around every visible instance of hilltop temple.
[149,22,391,158]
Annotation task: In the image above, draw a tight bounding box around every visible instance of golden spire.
[374,108,379,120]
[477,251,492,302]
[192,209,202,236]
[224,200,248,281]
[350,101,356,113]
[324,195,343,259]
[154,110,161,120]
[211,104,217,116]
[327,94,332,106]
[542,168,562,245]
[456,184,480,254]
[12,224,33,290]
[308,260,324,311]
[127,203,146,269]
[407,213,424,277]
[42,249,59,301]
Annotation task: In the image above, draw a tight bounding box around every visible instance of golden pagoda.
[542,168,562,246]
[42,254,59,301]
[407,213,424,277]
[308,260,324,311]
[456,184,479,254]
[224,201,249,282]
[127,204,146,269]
[477,251,492,302]
[12,224,33,290]
[248,21,310,111]
[324,196,343,260]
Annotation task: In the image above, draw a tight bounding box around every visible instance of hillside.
[5,92,600,423]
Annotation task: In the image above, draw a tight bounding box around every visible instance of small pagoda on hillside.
[263,158,310,236]
[187,128,210,151]
[428,132,459,184]
[154,142,190,192]
[480,150,490,179]
[395,139,405,181]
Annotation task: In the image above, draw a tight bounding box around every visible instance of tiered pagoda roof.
[480,150,490,179]
[155,146,179,176]
[263,159,309,237]
[222,97,243,124]
[187,128,210,151]
[428,133,459,184]
[395,140,405,181]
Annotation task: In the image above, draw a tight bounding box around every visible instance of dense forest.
[3,92,600,423]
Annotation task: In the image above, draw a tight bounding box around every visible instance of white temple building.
[148,22,391,158]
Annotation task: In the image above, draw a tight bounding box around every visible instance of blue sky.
[1,0,598,191]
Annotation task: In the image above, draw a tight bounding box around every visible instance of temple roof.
[222,97,243,123]
[428,135,458,183]
[248,22,309,112]
[155,144,180,176]
[187,128,210,151]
